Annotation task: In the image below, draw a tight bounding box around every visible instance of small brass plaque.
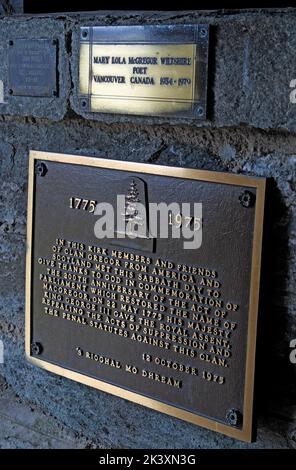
[26,151,265,442]
[8,39,57,97]
[79,25,208,118]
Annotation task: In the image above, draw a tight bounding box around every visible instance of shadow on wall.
[255,177,295,434]
[206,24,217,123]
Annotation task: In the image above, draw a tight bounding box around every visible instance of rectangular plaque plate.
[26,151,265,442]
[79,25,209,119]
[8,39,57,97]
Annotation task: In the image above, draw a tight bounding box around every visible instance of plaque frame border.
[26,150,266,443]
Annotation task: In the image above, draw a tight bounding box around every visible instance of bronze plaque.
[8,39,57,97]
[26,151,265,442]
[79,25,209,119]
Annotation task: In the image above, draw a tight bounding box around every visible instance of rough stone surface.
[0,376,99,449]
[0,17,69,120]
[0,9,296,449]
[70,10,296,130]
[0,1,22,15]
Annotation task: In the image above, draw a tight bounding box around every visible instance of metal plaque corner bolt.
[26,151,265,443]
[31,342,43,356]
[226,408,243,427]
[78,24,209,119]
[8,38,58,98]
[239,190,256,208]
[35,161,48,177]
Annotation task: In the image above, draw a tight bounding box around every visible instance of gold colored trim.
[79,43,90,95]
[26,150,266,443]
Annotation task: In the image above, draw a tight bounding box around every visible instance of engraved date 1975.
[69,197,97,213]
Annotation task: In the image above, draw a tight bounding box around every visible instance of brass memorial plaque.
[78,25,209,118]
[26,151,265,442]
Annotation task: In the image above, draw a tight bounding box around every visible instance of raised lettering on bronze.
[26,151,265,443]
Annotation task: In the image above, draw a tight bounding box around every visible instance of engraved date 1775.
[69,197,97,213]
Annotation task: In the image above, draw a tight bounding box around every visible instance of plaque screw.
[8,40,13,46]
[31,342,43,356]
[8,89,13,95]
[81,99,87,108]
[196,106,204,117]
[35,162,48,177]
[200,27,208,38]
[226,409,242,427]
[81,30,88,39]
[239,190,255,208]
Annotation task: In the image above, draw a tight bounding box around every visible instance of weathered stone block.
[0,8,296,450]
[0,17,70,120]
[70,10,296,131]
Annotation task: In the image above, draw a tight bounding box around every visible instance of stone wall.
[0,9,295,449]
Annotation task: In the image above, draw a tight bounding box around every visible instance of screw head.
[200,27,208,38]
[226,409,242,427]
[196,106,204,117]
[81,99,87,108]
[35,162,48,177]
[239,190,255,208]
[31,342,43,356]
[8,40,13,46]
[8,89,13,95]
[81,30,88,39]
